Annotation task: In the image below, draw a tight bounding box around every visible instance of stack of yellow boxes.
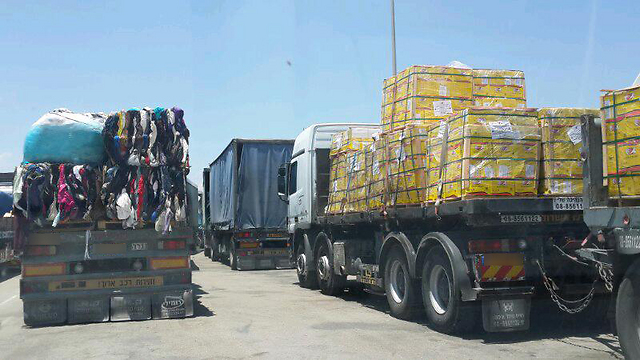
[381,65,474,132]
[384,122,431,206]
[601,85,640,197]
[365,136,387,210]
[326,127,378,214]
[472,69,526,108]
[539,108,598,195]
[441,108,540,199]
[425,123,444,202]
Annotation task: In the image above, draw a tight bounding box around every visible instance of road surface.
[0,253,623,359]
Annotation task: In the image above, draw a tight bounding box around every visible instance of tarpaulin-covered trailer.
[205,139,294,270]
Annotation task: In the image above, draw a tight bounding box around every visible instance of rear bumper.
[237,254,292,270]
[22,286,193,326]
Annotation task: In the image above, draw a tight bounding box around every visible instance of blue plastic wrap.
[23,108,107,165]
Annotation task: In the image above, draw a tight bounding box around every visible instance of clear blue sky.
[1,0,638,189]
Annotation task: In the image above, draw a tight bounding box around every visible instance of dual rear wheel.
[384,246,476,333]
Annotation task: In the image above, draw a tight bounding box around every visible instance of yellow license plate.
[482,253,524,266]
[49,276,163,292]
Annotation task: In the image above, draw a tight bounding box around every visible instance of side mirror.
[277,163,289,203]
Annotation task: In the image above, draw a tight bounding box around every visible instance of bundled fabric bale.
[441,108,540,199]
[472,69,526,108]
[103,107,190,169]
[601,85,640,197]
[23,109,107,165]
[101,165,187,231]
[326,126,377,214]
[381,65,474,132]
[539,108,598,195]
[13,163,100,227]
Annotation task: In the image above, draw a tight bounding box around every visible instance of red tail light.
[158,240,185,250]
[468,239,521,254]
[237,232,253,239]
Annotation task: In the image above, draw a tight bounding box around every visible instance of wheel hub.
[389,260,406,304]
[317,255,331,281]
[297,253,307,276]
[429,264,451,315]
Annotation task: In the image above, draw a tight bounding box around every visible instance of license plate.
[500,214,542,223]
[552,197,583,211]
[481,253,524,266]
[482,298,530,332]
[49,276,163,292]
[263,249,288,256]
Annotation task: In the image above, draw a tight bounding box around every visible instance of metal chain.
[536,260,595,314]
[596,262,615,293]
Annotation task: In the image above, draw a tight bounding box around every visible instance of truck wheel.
[421,247,476,334]
[230,246,238,270]
[204,247,211,258]
[296,241,318,289]
[315,237,345,296]
[384,248,419,320]
[616,271,640,359]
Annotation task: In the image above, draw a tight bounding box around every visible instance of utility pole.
[390,0,397,76]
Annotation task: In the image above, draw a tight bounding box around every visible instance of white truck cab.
[277,123,379,233]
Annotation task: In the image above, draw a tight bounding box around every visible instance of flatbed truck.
[278,123,605,333]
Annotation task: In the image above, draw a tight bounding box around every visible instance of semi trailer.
[204,139,294,270]
[278,123,606,333]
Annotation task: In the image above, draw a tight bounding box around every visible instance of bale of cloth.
[101,165,187,232]
[12,162,101,250]
[102,107,190,169]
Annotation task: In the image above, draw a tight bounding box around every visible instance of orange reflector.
[239,242,259,249]
[150,257,189,270]
[22,263,66,277]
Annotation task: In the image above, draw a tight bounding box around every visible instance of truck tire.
[421,247,476,334]
[315,235,345,296]
[296,238,318,289]
[230,245,238,270]
[616,271,640,359]
[384,247,420,320]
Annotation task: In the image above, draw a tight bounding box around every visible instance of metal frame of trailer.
[20,227,194,326]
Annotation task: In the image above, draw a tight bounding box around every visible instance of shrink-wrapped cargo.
[472,69,526,108]
[441,108,540,199]
[365,137,387,210]
[539,108,598,195]
[381,66,473,132]
[601,86,640,197]
[384,122,434,206]
[327,127,377,214]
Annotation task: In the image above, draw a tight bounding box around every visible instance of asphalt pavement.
[0,253,623,359]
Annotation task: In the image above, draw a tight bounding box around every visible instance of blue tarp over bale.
[23,108,107,165]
